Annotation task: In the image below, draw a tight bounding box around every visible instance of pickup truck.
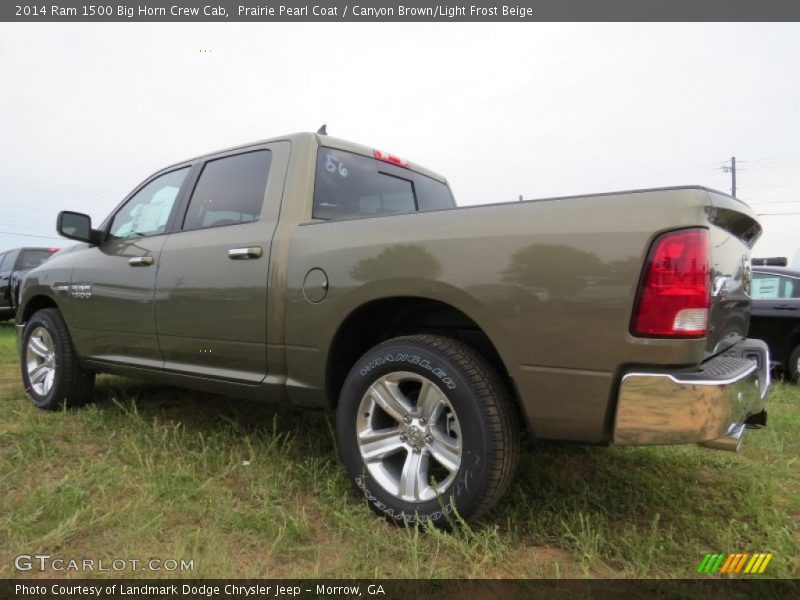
[0,246,59,320]
[16,132,771,526]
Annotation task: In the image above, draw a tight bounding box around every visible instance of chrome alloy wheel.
[26,326,56,396]
[356,371,462,503]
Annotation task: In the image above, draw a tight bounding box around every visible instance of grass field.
[0,320,798,579]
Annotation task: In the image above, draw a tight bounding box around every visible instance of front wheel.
[337,335,520,527]
[20,308,95,410]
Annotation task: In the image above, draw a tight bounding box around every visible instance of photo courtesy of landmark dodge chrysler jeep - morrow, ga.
[16,131,771,526]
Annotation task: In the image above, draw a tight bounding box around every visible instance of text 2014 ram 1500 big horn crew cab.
[16,132,771,526]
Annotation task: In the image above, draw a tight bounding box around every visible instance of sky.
[1,22,799,264]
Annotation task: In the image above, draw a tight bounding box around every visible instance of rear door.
[67,166,192,367]
[154,142,290,383]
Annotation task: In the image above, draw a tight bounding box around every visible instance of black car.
[0,247,60,320]
[749,265,800,382]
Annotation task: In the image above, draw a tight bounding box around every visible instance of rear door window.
[313,148,455,221]
[182,150,272,231]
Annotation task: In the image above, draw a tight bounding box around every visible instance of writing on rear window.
[313,148,455,221]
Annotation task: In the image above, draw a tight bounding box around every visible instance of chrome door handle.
[128,256,154,266]
[228,247,263,260]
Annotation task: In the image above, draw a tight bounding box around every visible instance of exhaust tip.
[699,423,746,452]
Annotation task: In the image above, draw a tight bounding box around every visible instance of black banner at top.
[3,0,800,22]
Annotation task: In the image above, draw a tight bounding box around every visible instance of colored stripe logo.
[697,552,773,574]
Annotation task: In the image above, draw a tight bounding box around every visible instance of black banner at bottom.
[2,579,798,600]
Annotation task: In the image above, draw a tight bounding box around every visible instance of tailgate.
[705,191,762,359]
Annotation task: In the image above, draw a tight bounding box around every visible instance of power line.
[746,198,800,203]
[740,162,800,171]
[755,212,800,216]
[0,230,61,240]
[0,203,63,213]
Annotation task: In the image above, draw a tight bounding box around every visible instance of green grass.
[0,320,798,578]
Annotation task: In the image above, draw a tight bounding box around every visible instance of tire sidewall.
[21,311,66,409]
[789,345,800,383]
[337,339,493,527]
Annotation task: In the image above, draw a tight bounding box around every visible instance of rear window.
[312,148,455,221]
[18,249,54,270]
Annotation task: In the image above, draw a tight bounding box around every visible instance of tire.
[337,334,520,527]
[20,308,94,410]
[788,345,800,384]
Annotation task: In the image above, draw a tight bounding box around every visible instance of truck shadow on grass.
[80,375,794,577]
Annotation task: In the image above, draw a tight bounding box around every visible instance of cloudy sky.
[1,22,799,264]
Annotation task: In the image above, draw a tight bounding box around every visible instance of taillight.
[373,149,409,168]
[631,228,710,338]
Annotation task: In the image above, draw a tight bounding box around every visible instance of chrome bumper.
[613,339,770,448]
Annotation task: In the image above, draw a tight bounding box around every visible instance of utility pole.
[721,156,737,198]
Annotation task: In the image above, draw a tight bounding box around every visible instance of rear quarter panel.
[285,187,720,442]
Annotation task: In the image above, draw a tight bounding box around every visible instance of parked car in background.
[0,247,60,320]
[749,266,800,382]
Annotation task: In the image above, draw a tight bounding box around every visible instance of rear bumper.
[613,338,770,447]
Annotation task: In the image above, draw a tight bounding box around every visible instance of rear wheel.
[788,345,800,384]
[337,335,520,527]
[21,308,94,410]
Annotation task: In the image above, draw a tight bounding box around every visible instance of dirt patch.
[484,544,581,579]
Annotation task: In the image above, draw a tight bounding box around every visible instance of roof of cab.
[167,132,449,184]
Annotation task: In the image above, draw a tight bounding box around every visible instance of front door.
[154,143,288,383]
[67,166,192,367]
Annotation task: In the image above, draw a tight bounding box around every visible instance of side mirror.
[57,211,102,244]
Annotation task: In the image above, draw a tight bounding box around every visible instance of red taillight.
[48,247,60,253]
[632,228,710,338]
[373,149,409,168]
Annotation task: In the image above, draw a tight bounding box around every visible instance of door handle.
[774,305,797,310]
[128,256,154,267]
[228,247,263,260]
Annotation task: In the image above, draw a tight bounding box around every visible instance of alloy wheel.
[356,371,462,503]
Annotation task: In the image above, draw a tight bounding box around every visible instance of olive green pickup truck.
[17,132,771,526]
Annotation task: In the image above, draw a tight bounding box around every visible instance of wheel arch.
[325,295,516,411]
[18,293,60,324]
